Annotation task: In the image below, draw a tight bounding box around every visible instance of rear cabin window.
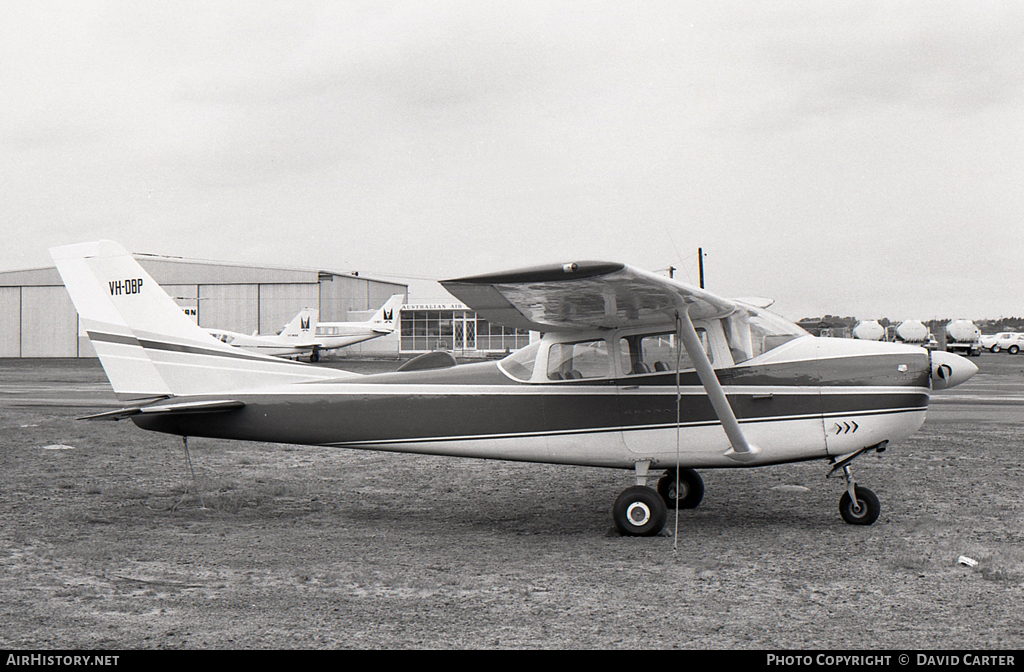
[546,339,611,380]
[619,330,709,375]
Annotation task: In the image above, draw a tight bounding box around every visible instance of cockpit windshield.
[498,341,542,382]
[724,307,808,364]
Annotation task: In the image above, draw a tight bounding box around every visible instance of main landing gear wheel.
[839,485,880,525]
[612,486,667,537]
[657,468,704,509]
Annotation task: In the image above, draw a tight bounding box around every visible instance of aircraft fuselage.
[132,334,933,470]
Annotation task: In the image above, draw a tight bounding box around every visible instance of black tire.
[310,350,320,363]
[657,468,705,509]
[612,486,668,537]
[839,486,880,525]
[991,346,1001,353]
[1009,345,1019,355]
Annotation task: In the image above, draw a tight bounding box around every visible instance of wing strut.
[677,305,761,463]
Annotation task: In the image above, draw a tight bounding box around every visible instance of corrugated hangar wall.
[0,256,406,358]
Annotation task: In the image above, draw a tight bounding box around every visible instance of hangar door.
[21,286,78,357]
[0,287,20,357]
[259,284,319,336]
[196,284,259,335]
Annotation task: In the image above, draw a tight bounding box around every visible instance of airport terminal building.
[398,303,532,356]
[0,254,531,359]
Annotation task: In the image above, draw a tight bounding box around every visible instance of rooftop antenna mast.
[698,247,705,289]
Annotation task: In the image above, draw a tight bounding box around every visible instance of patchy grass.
[1,358,1023,649]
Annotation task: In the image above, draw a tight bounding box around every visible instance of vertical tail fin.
[50,241,172,400]
[369,294,405,331]
[278,307,319,339]
[50,241,347,399]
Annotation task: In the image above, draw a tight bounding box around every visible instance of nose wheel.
[839,484,880,525]
[827,443,886,526]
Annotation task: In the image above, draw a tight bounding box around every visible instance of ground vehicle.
[980,332,1024,354]
[945,320,982,357]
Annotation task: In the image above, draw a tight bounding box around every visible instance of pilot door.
[615,329,711,458]
[616,324,830,464]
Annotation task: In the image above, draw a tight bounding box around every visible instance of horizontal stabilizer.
[80,399,245,421]
[80,407,145,421]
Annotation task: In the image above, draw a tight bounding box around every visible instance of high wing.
[442,260,760,462]
[440,261,738,332]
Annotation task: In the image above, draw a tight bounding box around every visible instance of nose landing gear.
[827,442,887,526]
[839,482,880,525]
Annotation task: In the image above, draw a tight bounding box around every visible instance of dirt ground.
[0,356,1022,650]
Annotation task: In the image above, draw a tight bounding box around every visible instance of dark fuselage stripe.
[87,330,288,364]
[320,405,926,447]
[132,386,928,448]
[87,331,140,347]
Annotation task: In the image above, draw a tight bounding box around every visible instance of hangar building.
[0,253,407,358]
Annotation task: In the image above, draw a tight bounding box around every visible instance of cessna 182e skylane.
[51,241,978,536]
[205,294,404,362]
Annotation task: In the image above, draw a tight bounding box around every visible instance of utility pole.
[698,247,705,289]
[668,266,675,279]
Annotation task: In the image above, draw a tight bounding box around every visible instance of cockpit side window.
[547,339,611,380]
[724,308,808,364]
[619,330,709,375]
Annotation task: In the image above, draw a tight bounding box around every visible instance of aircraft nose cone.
[931,350,979,390]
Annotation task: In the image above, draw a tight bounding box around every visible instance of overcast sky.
[2,1,1022,322]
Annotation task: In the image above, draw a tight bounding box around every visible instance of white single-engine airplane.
[51,241,978,536]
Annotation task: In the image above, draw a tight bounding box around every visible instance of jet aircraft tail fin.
[279,307,319,339]
[369,294,405,330]
[49,241,347,400]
